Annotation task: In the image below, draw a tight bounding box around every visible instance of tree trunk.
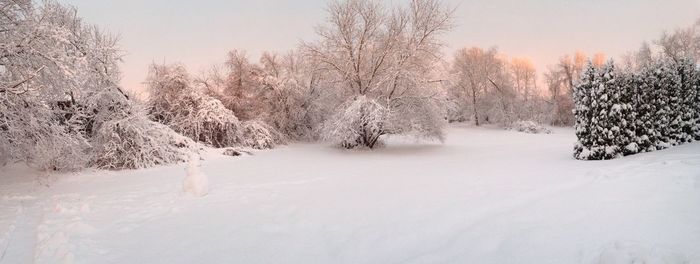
[471,88,480,126]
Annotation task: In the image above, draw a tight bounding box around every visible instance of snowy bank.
[1,125,699,263]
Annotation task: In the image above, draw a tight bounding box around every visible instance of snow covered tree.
[633,67,658,152]
[609,66,638,156]
[588,61,620,159]
[260,51,330,140]
[304,0,452,148]
[575,56,700,160]
[218,50,267,121]
[0,0,134,171]
[696,68,700,140]
[570,22,700,160]
[573,62,598,160]
[575,61,638,160]
[0,0,200,171]
[674,58,698,143]
[649,60,678,149]
[666,65,684,147]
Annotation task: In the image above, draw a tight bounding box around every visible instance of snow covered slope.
[1,124,699,263]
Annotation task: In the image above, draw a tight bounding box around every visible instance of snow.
[611,104,622,113]
[1,124,699,263]
[625,143,640,153]
[182,154,209,197]
[510,120,552,134]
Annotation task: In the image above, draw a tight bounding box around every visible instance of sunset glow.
[62,0,700,92]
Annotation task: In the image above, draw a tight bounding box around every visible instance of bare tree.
[304,0,453,148]
[450,47,513,126]
[542,51,590,126]
[219,50,263,120]
[510,58,537,102]
[657,19,700,63]
[543,66,573,126]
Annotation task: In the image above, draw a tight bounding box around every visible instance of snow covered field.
[1,124,699,264]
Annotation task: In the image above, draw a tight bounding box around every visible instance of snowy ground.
[1,124,699,264]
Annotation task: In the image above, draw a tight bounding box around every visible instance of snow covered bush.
[170,92,244,148]
[148,64,242,147]
[241,120,286,149]
[320,96,388,149]
[30,128,91,172]
[0,92,91,171]
[509,121,552,134]
[90,108,196,170]
[320,94,445,149]
[147,63,285,149]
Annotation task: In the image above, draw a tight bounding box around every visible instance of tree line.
[573,58,700,160]
[572,20,700,160]
[0,0,456,171]
[2,0,699,171]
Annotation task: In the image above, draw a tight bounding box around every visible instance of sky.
[61,0,700,92]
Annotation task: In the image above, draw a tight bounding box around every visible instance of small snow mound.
[508,120,552,134]
[183,154,209,197]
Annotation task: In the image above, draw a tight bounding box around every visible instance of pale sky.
[61,0,700,92]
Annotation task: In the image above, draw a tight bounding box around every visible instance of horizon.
[61,0,700,93]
